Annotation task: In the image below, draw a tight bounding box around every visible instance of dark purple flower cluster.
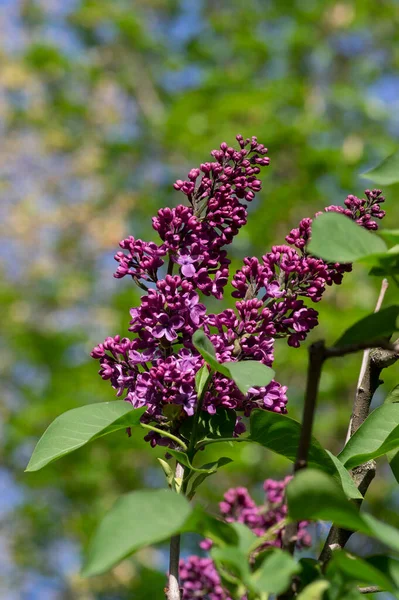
[114,237,167,283]
[180,557,234,600]
[199,476,310,553]
[116,136,270,299]
[92,136,386,445]
[231,190,385,348]
[180,477,311,599]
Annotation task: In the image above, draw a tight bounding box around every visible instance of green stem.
[196,436,254,451]
[140,423,188,451]
[186,370,212,460]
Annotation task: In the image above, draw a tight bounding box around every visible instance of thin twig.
[293,341,326,472]
[358,585,383,594]
[319,339,399,565]
[282,341,326,553]
[167,463,184,600]
[166,374,212,598]
[345,279,389,443]
[186,371,212,460]
[324,338,395,359]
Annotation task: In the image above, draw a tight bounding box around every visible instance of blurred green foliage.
[1,0,399,597]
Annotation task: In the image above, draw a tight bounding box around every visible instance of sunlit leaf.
[361,151,399,185]
[297,581,330,600]
[287,470,399,552]
[307,212,387,263]
[192,330,229,376]
[82,489,192,577]
[249,410,362,499]
[333,305,399,348]
[26,402,146,472]
[221,360,274,395]
[338,403,399,468]
[328,550,395,593]
[250,548,301,595]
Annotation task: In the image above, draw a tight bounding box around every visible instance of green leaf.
[157,458,174,486]
[385,384,399,404]
[192,331,275,394]
[195,364,211,396]
[192,330,229,376]
[338,403,399,469]
[361,150,399,185]
[26,402,147,472]
[388,449,399,485]
[250,548,301,595]
[249,410,362,499]
[331,587,363,600]
[297,581,330,600]
[221,360,275,395]
[287,469,364,530]
[307,212,387,263]
[367,555,399,590]
[378,230,399,246]
[229,522,258,553]
[211,545,251,585]
[167,449,232,474]
[188,457,233,498]
[366,247,399,277]
[180,406,236,442]
[325,451,363,501]
[328,550,395,593]
[384,387,399,483]
[361,513,399,553]
[287,470,399,552]
[333,305,399,348]
[82,489,192,577]
[167,449,206,472]
[298,558,323,590]
[183,506,238,547]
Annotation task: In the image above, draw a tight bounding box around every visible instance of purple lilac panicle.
[92,135,386,445]
[179,557,234,600]
[180,477,311,599]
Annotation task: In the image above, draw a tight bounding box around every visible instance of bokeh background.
[1,1,399,598]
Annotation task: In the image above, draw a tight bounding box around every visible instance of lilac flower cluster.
[180,557,233,600]
[180,477,311,600]
[92,135,386,445]
[231,189,385,348]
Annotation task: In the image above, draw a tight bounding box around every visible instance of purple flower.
[114,237,166,282]
[152,313,185,342]
[184,291,207,326]
[92,135,387,448]
[127,372,153,408]
[179,556,235,600]
[175,384,197,416]
[176,250,201,278]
